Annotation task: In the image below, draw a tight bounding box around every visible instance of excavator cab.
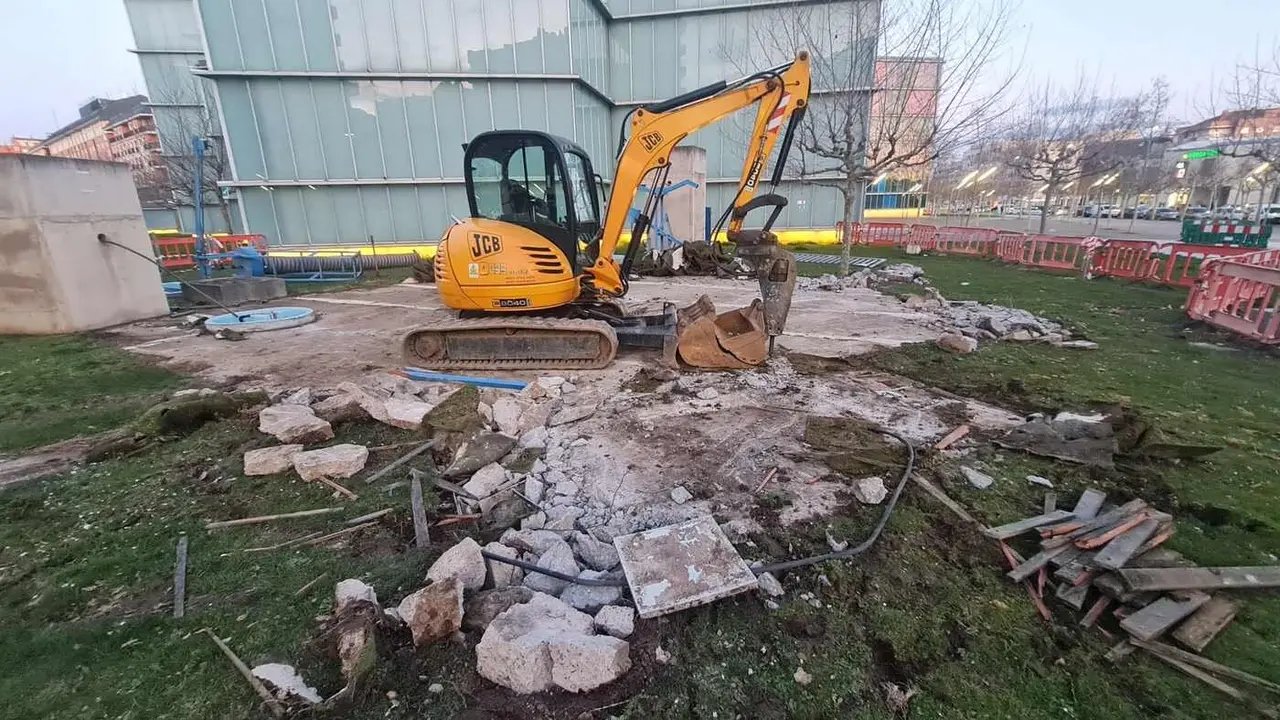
[463,131,602,276]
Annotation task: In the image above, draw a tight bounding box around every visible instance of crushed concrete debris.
[572,532,620,571]
[335,579,379,614]
[1027,474,1054,488]
[549,403,598,427]
[398,578,464,646]
[853,476,888,505]
[500,529,566,555]
[594,605,635,639]
[312,392,365,423]
[670,485,693,504]
[696,387,720,400]
[794,667,814,685]
[293,444,369,482]
[444,433,518,477]
[937,333,978,354]
[960,466,995,489]
[483,542,524,587]
[560,570,624,612]
[383,397,433,429]
[757,571,785,597]
[794,269,872,292]
[877,263,926,283]
[463,586,534,632]
[475,592,626,694]
[997,415,1117,468]
[426,537,487,592]
[544,505,584,532]
[258,405,334,444]
[251,663,322,704]
[462,463,510,500]
[523,540,580,596]
[243,444,303,476]
[654,646,673,664]
[491,396,526,436]
[279,388,313,406]
[1058,339,1099,350]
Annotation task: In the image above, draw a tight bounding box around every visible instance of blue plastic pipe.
[401,368,527,390]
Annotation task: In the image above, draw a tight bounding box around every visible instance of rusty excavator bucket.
[675,230,797,369]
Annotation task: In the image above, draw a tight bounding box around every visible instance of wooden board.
[1056,579,1090,610]
[911,476,980,527]
[1118,566,1280,592]
[984,509,1075,540]
[1171,596,1238,652]
[1081,595,1113,627]
[1092,518,1161,570]
[1119,592,1211,641]
[1008,544,1074,582]
[1072,488,1107,520]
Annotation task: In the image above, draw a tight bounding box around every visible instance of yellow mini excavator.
[404,52,811,370]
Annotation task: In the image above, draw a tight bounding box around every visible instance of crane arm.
[584,51,812,297]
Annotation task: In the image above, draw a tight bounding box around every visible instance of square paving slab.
[613,515,759,619]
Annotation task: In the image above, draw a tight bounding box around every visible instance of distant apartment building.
[865,57,940,212]
[1175,108,1280,144]
[32,96,167,204]
[0,137,42,155]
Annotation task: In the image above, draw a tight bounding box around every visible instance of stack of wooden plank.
[984,489,1280,714]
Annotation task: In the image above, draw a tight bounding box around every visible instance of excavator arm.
[583,51,812,297]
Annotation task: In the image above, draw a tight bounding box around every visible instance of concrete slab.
[613,515,759,619]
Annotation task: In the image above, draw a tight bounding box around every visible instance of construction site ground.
[2,246,1279,719]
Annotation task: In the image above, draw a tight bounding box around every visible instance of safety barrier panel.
[933,226,996,257]
[1149,244,1262,288]
[1089,240,1159,281]
[1186,249,1280,343]
[1018,236,1093,272]
[149,234,269,269]
[902,224,938,250]
[861,222,909,247]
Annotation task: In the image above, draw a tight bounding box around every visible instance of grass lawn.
[2,250,1279,719]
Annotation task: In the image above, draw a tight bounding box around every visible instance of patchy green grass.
[0,336,184,453]
[2,252,1280,718]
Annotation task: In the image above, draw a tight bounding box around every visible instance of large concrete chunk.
[594,605,635,639]
[426,537,487,592]
[573,532,621,571]
[444,433,517,477]
[560,570,624,612]
[614,515,758,619]
[382,397,433,430]
[500,529,568,555]
[292,444,369,481]
[311,393,365,423]
[243,444,303,476]
[335,382,390,424]
[548,634,631,693]
[463,586,535,632]
[397,578,464,646]
[522,540,579,596]
[491,396,528,436]
[463,462,510,499]
[475,592,595,694]
[258,405,334,444]
[483,542,524,588]
[334,579,379,613]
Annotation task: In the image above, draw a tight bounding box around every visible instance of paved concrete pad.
[614,515,758,619]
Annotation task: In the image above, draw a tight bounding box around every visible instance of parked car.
[1260,204,1280,225]
[1185,205,1211,220]
[1154,207,1181,221]
[1107,205,1124,217]
[1124,205,1155,219]
[1210,206,1246,221]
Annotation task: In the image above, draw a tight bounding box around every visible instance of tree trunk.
[216,192,234,233]
[1039,189,1052,235]
[839,186,856,278]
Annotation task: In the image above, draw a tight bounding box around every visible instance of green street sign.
[1183,149,1220,160]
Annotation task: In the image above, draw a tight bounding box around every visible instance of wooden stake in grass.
[205,507,342,530]
[363,438,438,485]
[754,467,779,494]
[314,476,358,501]
[293,572,329,598]
[199,628,285,718]
[298,520,379,548]
[409,471,430,548]
[173,534,188,620]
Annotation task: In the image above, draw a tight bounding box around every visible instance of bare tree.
[726,0,1018,275]
[147,79,235,232]
[1001,75,1153,234]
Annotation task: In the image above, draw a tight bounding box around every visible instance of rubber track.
[401,317,618,370]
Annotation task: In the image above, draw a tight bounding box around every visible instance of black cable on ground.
[480,549,628,587]
[97,236,244,317]
[756,427,917,576]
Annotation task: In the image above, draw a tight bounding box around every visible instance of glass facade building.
[125,0,883,246]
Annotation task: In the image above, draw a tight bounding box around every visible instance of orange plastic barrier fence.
[149,234,269,269]
[1187,250,1280,343]
[1018,236,1093,272]
[1089,240,1159,281]
[861,222,909,247]
[1150,244,1264,288]
[933,226,996,256]
[903,224,938,250]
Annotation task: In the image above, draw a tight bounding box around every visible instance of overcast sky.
[0,0,1276,139]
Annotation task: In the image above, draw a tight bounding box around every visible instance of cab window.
[467,137,569,231]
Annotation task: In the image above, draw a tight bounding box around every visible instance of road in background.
[921,214,1184,241]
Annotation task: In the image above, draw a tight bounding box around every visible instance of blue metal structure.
[626,179,699,254]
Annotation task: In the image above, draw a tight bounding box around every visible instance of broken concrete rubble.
[335,579,379,614]
[500,528,566,555]
[258,405,334,444]
[549,403,597,427]
[491,395,526,436]
[463,586,535,632]
[397,578,464,646]
[670,486,693,504]
[522,540,580,596]
[543,505,584,532]
[960,466,994,489]
[572,531,620,571]
[474,592,602,694]
[251,663,322,704]
[853,476,889,504]
[548,634,632,693]
[560,570,624,612]
[279,388,313,406]
[482,541,524,587]
[757,571,785,597]
[997,415,1117,468]
[335,381,392,424]
[523,476,546,505]
[292,444,369,482]
[937,333,978,354]
[444,433,517,477]
[243,444,303,476]
[382,397,433,430]
[312,393,365,423]
[426,537,487,592]
[462,462,510,500]
[594,605,635,639]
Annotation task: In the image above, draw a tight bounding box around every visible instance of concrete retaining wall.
[0,155,169,334]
